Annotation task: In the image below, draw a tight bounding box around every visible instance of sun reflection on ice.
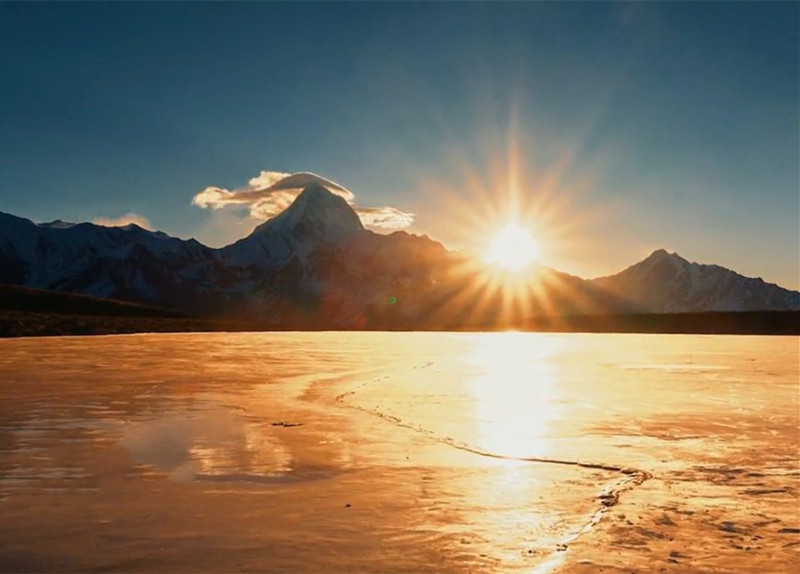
[452,334,575,572]
[467,333,562,460]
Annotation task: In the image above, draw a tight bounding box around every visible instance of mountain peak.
[256,182,364,237]
[591,248,800,313]
[40,219,76,230]
[221,182,366,269]
[294,182,351,210]
[646,248,678,260]
[641,248,691,267]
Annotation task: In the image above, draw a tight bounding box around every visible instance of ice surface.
[0,333,797,573]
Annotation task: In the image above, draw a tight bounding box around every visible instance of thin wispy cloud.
[356,207,415,230]
[93,213,152,229]
[192,171,414,230]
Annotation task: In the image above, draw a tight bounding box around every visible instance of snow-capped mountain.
[0,211,231,311]
[221,182,364,270]
[0,178,451,323]
[590,249,800,312]
[1,182,798,326]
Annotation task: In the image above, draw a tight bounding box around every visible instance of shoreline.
[1,309,799,338]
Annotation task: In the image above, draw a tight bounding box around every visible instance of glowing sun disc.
[485,224,539,271]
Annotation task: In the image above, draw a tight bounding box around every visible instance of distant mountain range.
[1,175,798,328]
[590,248,800,314]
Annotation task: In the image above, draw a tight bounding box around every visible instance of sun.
[484,224,540,271]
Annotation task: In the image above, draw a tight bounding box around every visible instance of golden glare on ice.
[485,224,540,271]
[468,332,559,458]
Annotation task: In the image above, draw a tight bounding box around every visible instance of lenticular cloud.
[192,171,414,230]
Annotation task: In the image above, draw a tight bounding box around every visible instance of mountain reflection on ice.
[120,409,293,482]
[0,332,797,573]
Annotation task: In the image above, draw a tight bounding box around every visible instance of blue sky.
[1,2,797,288]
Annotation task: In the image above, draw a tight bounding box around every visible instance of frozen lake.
[0,332,797,573]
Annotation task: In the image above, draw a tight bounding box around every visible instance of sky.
[1,2,797,289]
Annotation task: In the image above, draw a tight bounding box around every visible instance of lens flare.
[485,224,539,271]
[404,108,605,329]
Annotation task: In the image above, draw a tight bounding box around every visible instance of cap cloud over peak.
[192,171,414,231]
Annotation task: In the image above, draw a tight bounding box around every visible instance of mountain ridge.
[1,183,797,327]
[590,248,800,313]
